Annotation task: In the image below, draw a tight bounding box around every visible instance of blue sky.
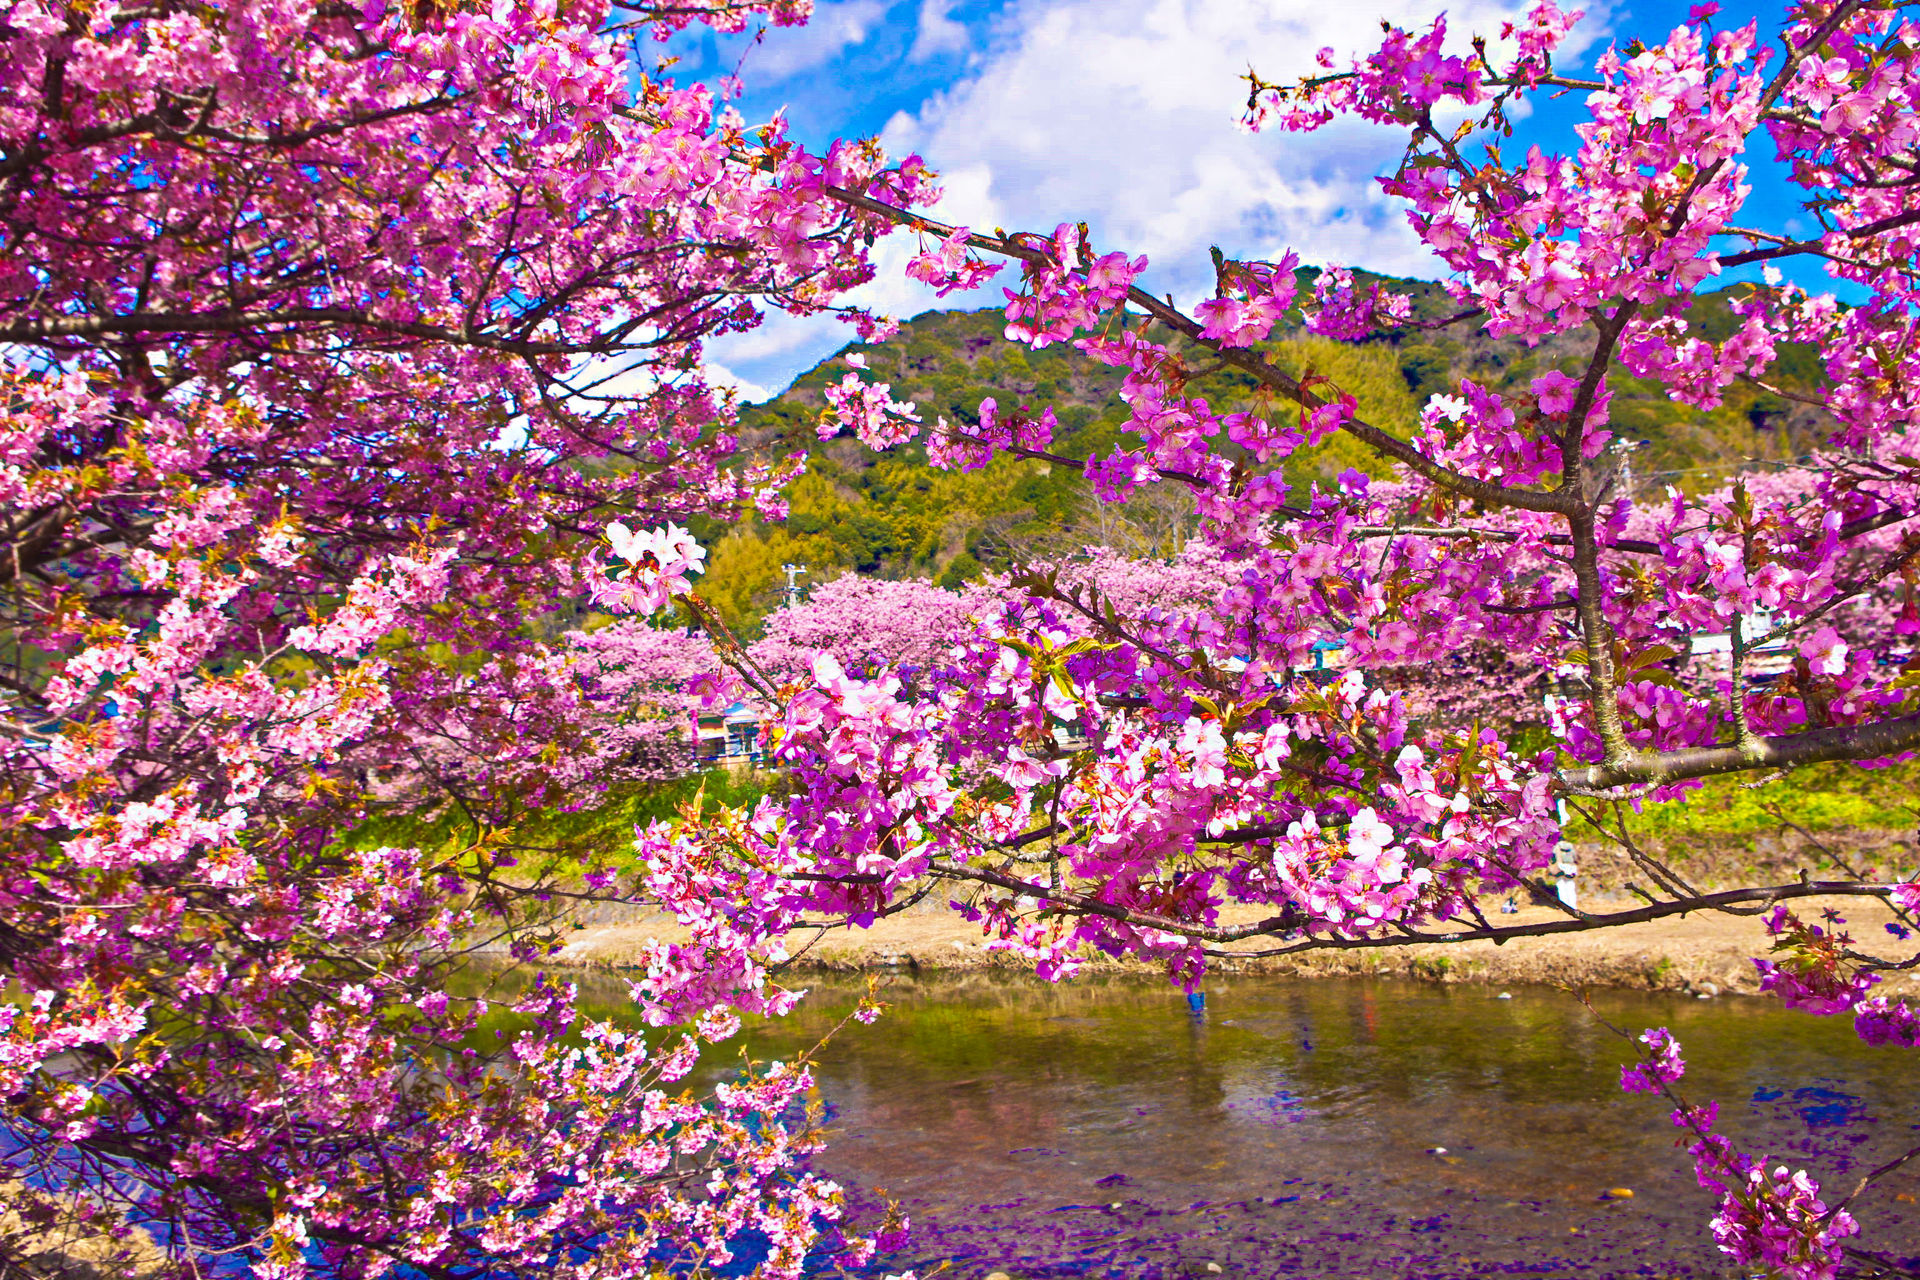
[660,0,1833,398]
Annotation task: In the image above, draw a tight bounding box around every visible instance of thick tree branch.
[1206,881,1898,956]
[1559,713,1920,792]
[0,307,563,353]
[1718,207,1920,265]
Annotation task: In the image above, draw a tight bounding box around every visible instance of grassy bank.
[1564,759,1918,845]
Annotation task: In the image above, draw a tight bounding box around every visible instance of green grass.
[1566,759,1920,843]
[345,768,773,868]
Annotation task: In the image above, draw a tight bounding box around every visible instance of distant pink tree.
[384,621,731,805]
[750,573,1007,684]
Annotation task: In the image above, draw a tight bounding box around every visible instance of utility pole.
[1552,796,1579,911]
[781,562,807,607]
[1606,437,1643,503]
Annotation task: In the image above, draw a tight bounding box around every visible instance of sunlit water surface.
[560,971,1920,1278]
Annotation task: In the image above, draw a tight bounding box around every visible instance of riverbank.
[543,895,1917,995]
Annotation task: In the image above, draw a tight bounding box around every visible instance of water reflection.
[558,972,1919,1277]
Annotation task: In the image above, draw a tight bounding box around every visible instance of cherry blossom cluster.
[823,357,923,450]
[1001,224,1149,349]
[1194,252,1301,349]
[0,0,939,1266]
[595,521,711,614]
[905,226,1006,298]
[1301,266,1412,341]
[1686,1103,1863,1280]
[925,398,1059,472]
[611,551,1566,989]
[749,572,1010,684]
[1618,1027,1686,1093]
[1614,1030,1863,1279]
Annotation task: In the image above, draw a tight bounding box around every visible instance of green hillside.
[696,273,1828,629]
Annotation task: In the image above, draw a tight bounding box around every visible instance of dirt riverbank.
[543,895,1917,995]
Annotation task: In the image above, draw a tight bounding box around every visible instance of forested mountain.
[695,270,1829,628]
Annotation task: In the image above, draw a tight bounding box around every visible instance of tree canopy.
[6,0,1920,1277]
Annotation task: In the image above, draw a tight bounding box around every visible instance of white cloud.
[883,0,1617,301]
[745,0,891,81]
[909,0,972,61]
[704,363,779,405]
[703,162,1009,391]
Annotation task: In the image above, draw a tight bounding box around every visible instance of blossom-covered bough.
[613,1,1920,1275]
[0,0,923,1272]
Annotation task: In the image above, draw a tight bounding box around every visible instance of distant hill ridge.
[694,270,1829,629]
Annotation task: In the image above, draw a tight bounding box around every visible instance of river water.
[570,972,1920,1278]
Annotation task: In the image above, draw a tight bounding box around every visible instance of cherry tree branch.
[1559,712,1920,792]
[1206,880,1900,957]
[815,181,1576,516]
[1829,1142,1920,1220]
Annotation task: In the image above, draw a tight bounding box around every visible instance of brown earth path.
[542,895,1918,996]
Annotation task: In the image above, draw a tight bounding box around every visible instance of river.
[564,971,1920,1278]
